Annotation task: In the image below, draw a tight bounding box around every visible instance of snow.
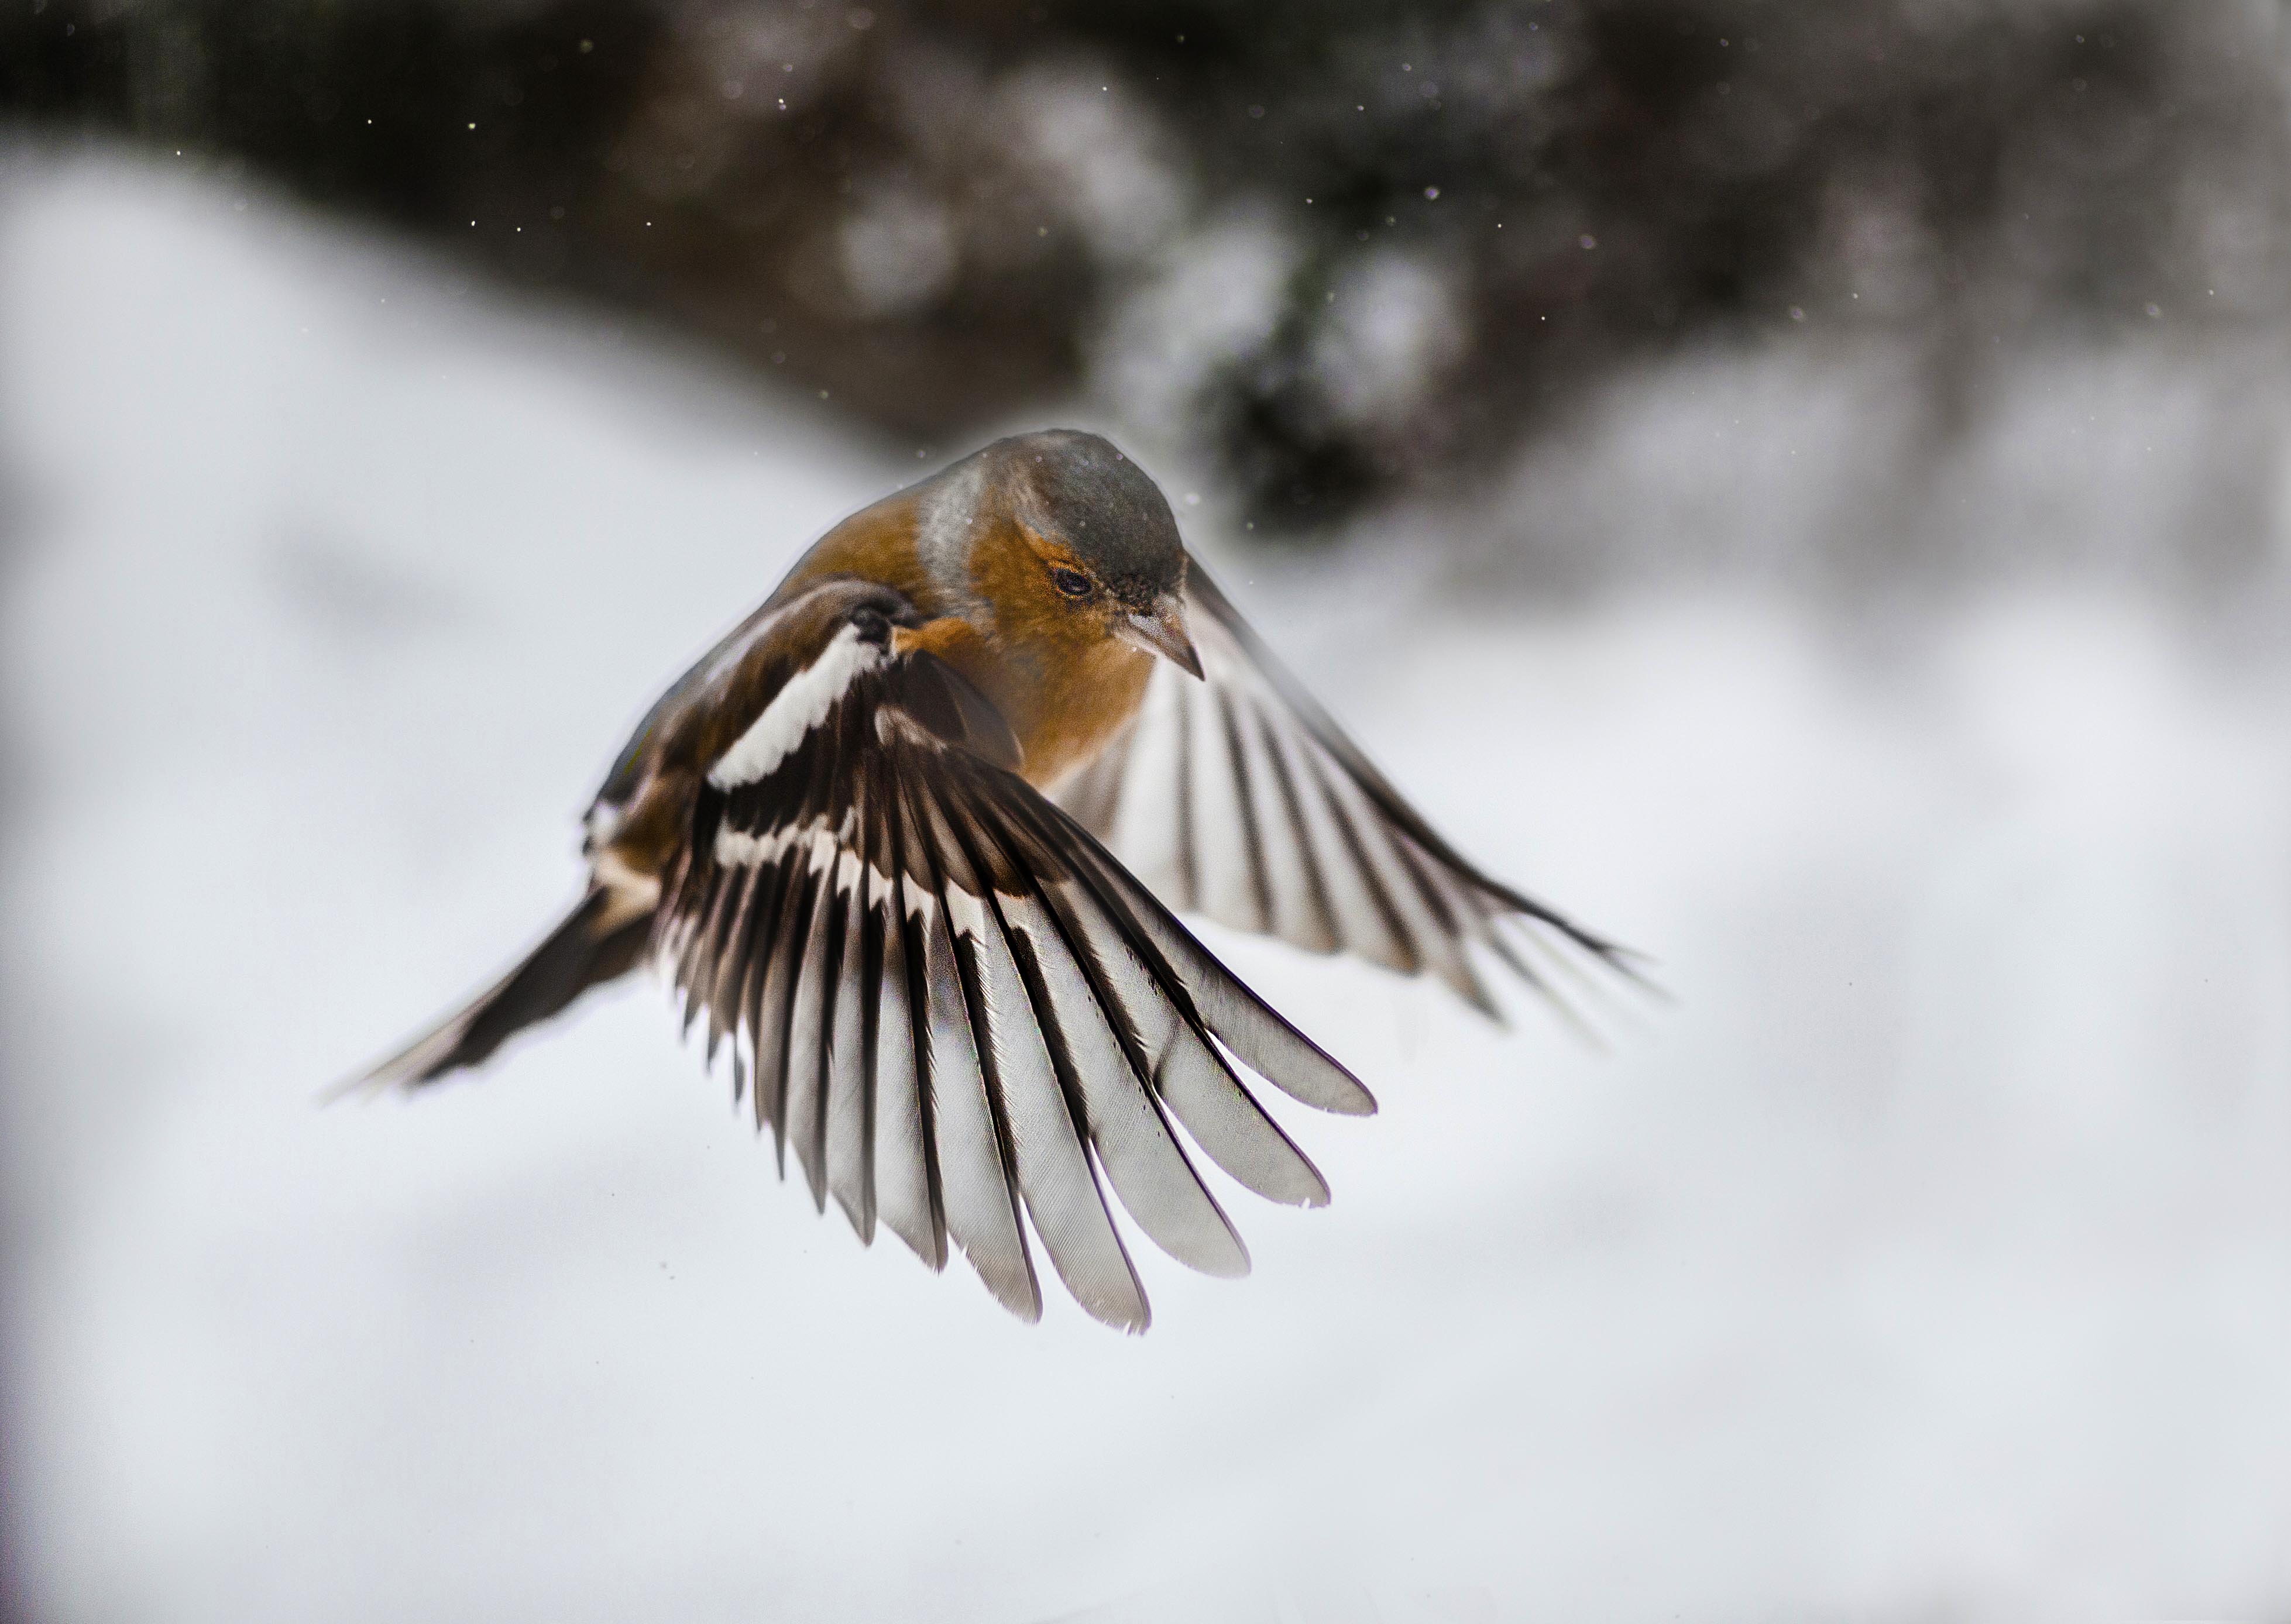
[5,147,2290,1623]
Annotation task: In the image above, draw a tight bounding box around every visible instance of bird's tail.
[333,889,654,1097]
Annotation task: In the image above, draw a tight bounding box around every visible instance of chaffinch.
[352,428,1632,1329]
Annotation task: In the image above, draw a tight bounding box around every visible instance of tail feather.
[334,889,653,1097]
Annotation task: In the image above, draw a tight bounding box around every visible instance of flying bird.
[351,429,1632,1329]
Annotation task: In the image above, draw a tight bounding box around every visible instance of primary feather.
[647,579,1373,1330]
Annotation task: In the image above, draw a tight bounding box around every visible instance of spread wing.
[1056,568,1638,1018]
[657,580,1374,1332]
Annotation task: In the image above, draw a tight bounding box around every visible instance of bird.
[348,428,1635,1330]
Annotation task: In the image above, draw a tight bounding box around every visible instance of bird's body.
[778,465,1162,790]
[354,429,1630,1330]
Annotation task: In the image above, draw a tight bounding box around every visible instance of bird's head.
[949,429,1203,679]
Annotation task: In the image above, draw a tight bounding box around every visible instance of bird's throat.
[896,616,1153,792]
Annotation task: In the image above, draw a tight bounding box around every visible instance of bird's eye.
[1050,567,1094,599]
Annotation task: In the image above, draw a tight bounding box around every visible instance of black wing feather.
[656,579,1374,1329]
[956,775,1249,1279]
[1056,565,1640,1019]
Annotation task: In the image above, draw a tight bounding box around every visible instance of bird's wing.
[1055,567,1637,1017]
[585,594,785,851]
[657,580,1374,1332]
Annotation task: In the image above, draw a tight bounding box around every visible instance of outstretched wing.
[657,580,1374,1332]
[1056,567,1636,1017]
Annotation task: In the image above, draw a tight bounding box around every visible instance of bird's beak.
[1115,593,1204,679]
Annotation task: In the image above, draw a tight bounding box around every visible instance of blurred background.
[5,1,2291,1619]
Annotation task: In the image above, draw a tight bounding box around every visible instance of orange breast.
[894,615,1152,792]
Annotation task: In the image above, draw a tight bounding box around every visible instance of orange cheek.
[974,525,1090,648]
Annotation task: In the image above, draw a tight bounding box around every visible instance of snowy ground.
[5,149,2291,1623]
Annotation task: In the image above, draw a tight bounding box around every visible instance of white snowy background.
[5,147,2290,1622]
